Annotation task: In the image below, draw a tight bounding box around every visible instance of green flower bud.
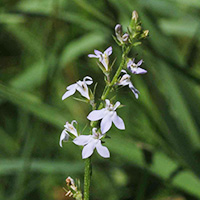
[140,30,149,39]
[122,33,130,43]
[143,30,149,37]
[136,25,142,31]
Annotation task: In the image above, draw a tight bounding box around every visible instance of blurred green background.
[1,0,200,200]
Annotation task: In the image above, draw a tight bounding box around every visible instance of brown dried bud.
[66,176,75,186]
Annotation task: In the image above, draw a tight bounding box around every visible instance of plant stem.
[84,157,92,200]
[101,49,129,102]
[101,46,131,101]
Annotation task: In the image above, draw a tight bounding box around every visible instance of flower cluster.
[114,10,149,46]
[59,47,147,159]
[59,10,148,160]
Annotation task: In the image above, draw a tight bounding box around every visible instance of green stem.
[84,157,92,200]
[101,46,131,101]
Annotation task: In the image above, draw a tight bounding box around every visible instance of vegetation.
[1,0,200,200]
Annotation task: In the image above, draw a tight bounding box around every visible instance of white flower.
[59,120,78,147]
[62,76,93,100]
[87,99,125,134]
[117,70,140,99]
[88,46,112,71]
[73,128,110,159]
[127,58,147,74]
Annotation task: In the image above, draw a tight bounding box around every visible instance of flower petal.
[104,46,112,56]
[64,122,78,137]
[127,66,134,73]
[73,135,91,146]
[112,112,125,130]
[83,76,93,85]
[82,141,96,159]
[92,127,98,134]
[69,127,78,137]
[121,69,127,74]
[101,60,109,71]
[135,67,147,74]
[137,59,143,66]
[76,84,90,99]
[96,141,110,158]
[129,83,140,99]
[62,89,76,100]
[118,80,129,86]
[101,114,113,134]
[118,74,130,86]
[71,120,77,126]
[127,60,133,68]
[87,109,106,121]
[94,50,102,56]
[59,130,69,147]
[105,99,111,107]
[67,83,77,90]
[88,54,98,58]
[113,101,120,110]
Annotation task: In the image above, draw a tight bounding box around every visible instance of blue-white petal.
[88,54,99,58]
[94,50,102,56]
[96,140,110,158]
[62,88,76,100]
[59,130,69,147]
[129,83,140,99]
[83,76,93,85]
[76,84,90,99]
[101,113,113,134]
[73,135,91,146]
[82,141,96,159]
[112,112,125,130]
[104,46,112,56]
[135,67,147,74]
[87,109,107,121]
[137,59,143,66]
[113,101,120,110]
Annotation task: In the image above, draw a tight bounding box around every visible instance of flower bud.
[115,24,122,35]
[143,30,149,37]
[140,30,149,39]
[114,24,123,44]
[132,10,138,23]
[66,176,75,186]
[122,33,129,43]
[136,25,142,31]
